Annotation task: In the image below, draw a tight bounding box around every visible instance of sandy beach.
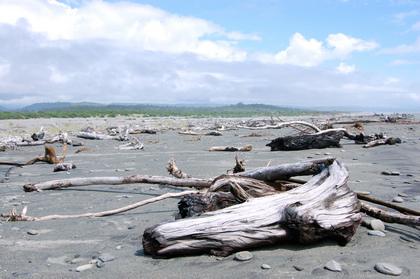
[0,114,419,279]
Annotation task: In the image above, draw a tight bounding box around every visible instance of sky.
[0,0,419,111]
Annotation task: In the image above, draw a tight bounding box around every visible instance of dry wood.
[23,175,213,192]
[237,157,335,181]
[360,203,420,226]
[266,130,344,151]
[143,161,362,258]
[22,157,333,191]
[53,163,76,172]
[363,137,401,148]
[15,141,46,146]
[237,120,322,132]
[208,144,252,152]
[356,192,420,216]
[129,129,157,134]
[25,142,67,165]
[179,130,222,136]
[183,136,201,142]
[116,138,144,150]
[166,157,192,179]
[73,131,122,140]
[0,161,25,167]
[1,190,199,221]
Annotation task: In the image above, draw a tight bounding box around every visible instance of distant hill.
[19,102,104,112]
[18,102,310,113]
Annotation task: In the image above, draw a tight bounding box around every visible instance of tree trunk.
[142,161,361,258]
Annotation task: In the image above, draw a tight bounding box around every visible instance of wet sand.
[0,114,419,278]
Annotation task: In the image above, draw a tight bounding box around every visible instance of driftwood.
[237,120,322,133]
[23,175,213,192]
[1,190,198,221]
[73,130,128,141]
[25,143,67,165]
[208,144,252,152]
[356,192,420,216]
[143,160,362,258]
[0,161,25,167]
[266,130,344,151]
[179,130,222,136]
[129,129,157,134]
[363,137,401,148]
[53,163,76,172]
[116,138,144,150]
[23,157,332,192]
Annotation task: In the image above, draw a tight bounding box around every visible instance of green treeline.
[0,103,329,120]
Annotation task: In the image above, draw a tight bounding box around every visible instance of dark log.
[143,161,361,258]
[266,130,344,151]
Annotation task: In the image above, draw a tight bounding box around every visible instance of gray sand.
[0,115,419,278]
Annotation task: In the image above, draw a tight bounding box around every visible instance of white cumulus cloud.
[254,33,378,66]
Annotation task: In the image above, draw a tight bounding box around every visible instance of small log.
[360,203,420,226]
[53,163,76,172]
[179,130,222,136]
[237,120,322,133]
[116,138,144,150]
[73,132,119,140]
[208,144,252,152]
[0,161,25,167]
[129,129,157,134]
[266,130,344,151]
[363,137,401,148]
[143,161,361,258]
[23,175,213,192]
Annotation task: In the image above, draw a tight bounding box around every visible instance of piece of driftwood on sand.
[142,160,362,258]
[237,120,322,133]
[25,143,67,165]
[208,144,253,152]
[266,129,344,151]
[179,130,222,136]
[2,190,199,222]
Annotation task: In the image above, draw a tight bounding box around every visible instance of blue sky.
[0,0,419,111]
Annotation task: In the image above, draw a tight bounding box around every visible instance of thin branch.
[1,190,200,221]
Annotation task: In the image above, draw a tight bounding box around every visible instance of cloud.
[254,33,378,66]
[391,10,419,25]
[0,0,256,62]
[0,0,417,111]
[336,62,355,74]
[390,59,420,65]
[379,37,420,53]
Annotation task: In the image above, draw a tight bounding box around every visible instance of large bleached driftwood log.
[142,160,362,258]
